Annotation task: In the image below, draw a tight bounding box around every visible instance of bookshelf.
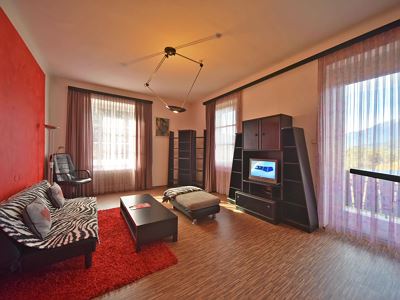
[228,133,243,202]
[168,130,206,188]
[281,127,318,232]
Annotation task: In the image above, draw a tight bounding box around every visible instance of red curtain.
[66,88,94,196]
[135,101,153,190]
[205,101,216,192]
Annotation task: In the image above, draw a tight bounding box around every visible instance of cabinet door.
[243,120,259,150]
[260,116,280,150]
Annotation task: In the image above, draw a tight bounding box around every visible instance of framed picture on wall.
[156,117,170,136]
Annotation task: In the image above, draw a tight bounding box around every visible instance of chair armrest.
[54,172,72,182]
[74,170,91,179]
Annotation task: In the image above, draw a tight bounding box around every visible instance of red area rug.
[0,208,177,300]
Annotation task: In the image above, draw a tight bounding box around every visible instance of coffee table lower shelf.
[120,194,178,252]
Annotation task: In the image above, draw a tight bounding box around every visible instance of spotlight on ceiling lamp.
[144,46,204,114]
[166,105,186,113]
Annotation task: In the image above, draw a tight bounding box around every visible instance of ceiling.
[2,0,399,102]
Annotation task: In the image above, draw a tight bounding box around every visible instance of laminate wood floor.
[96,187,400,300]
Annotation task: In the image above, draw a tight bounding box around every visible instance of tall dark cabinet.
[231,114,318,232]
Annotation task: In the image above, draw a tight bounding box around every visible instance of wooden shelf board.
[281,200,306,209]
[243,179,280,187]
[284,179,302,183]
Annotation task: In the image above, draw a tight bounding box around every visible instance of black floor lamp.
[45,124,58,183]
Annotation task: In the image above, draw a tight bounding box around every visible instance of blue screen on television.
[250,160,276,181]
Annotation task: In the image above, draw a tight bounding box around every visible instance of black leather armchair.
[52,153,92,197]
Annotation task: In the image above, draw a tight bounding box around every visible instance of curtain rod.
[203,19,400,105]
[68,86,153,104]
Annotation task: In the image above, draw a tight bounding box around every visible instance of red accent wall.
[0,8,45,201]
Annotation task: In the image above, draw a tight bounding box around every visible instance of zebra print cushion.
[0,180,98,249]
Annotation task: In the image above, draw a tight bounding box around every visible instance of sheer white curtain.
[91,94,136,194]
[319,27,400,249]
[215,92,242,194]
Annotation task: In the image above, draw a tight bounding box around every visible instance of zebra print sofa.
[0,181,98,273]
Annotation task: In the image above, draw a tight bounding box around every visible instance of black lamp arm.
[144,48,204,111]
[182,64,203,107]
[175,52,203,66]
[145,54,167,85]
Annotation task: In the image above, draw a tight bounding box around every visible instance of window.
[215,100,236,168]
[345,72,400,219]
[92,95,136,172]
[214,94,240,194]
[319,27,400,247]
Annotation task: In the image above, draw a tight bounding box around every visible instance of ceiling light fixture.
[144,46,204,113]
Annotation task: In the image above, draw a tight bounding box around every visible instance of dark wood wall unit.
[281,127,318,232]
[168,130,206,188]
[228,133,243,202]
[235,114,318,232]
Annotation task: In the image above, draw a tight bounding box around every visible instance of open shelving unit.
[168,130,206,188]
[281,127,318,232]
[228,133,243,202]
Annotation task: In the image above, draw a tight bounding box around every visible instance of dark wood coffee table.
[120,194,178,252]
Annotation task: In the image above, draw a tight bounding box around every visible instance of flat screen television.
[248,158,278,184]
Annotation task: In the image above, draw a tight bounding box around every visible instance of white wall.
[241,62,318,180]
[47,76,197,187]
